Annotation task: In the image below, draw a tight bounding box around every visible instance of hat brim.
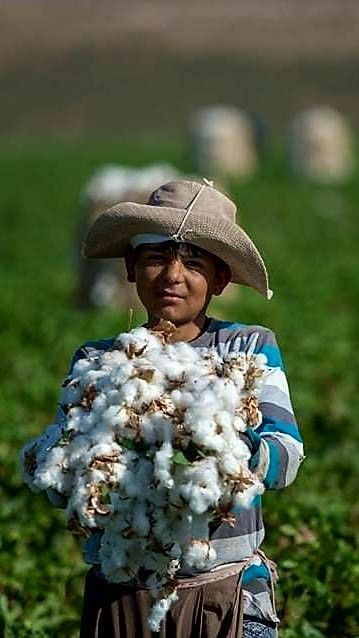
[82,202,272,299]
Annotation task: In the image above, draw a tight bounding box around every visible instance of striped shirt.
[51,318,304,624]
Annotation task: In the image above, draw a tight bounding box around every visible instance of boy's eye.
[185,259,205,270]
[145,253,166,262]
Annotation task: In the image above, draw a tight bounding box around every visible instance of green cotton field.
[0,140,358,638]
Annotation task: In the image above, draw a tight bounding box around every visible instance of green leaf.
[98,484,111,505]
[281,559,298,569]
[172,450,191,465]
[121,437,149,454]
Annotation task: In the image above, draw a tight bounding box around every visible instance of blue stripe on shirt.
[242,563,270,585]
[257,419,303,443]
[263,439,281,488]
[257,343,284,370]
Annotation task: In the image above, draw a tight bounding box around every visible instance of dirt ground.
[1,0,358,136]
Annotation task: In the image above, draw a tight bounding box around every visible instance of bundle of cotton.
[21,321,267,631]
[190,105,258,180]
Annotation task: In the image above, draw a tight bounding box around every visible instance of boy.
[62,179,304,637]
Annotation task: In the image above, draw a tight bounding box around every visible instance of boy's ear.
[213,265,232,296]
[124,249,136,283]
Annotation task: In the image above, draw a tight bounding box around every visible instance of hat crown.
[148,180,237,223]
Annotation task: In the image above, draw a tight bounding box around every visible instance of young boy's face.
[125,242,230,326]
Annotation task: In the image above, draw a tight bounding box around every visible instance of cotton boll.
[167,510,209,545]
[105,389,123,406]
[101,561,133,584]
[147,482,167,508]
[194,388,219,413]
[34,446,69,491]
[148,590,179,633]
[138,414,157,445]
[34,461,68,494]
[72,357,94,377]
[178,459,221,514]
[118,379,139,405]
[88,468,108,484]
[91,392,108,416]
[132,502,150,536]
[151,507,185,545]
[148,412,173,443]
[77,411,97,434]
[65,406,86,433]
[183,539,216,570]
[227,369,245,390]
[89,427,116,447]
[219,451,244,476]
[110,461,127,485]
[101,405,128,430]
[99,533,135,582]
[151,509,172,546]
[183,375,210,395]
[127,544,149,575]
[132,379,164,408]
[154,442,174,488]
[167,558,181,578]
[209,378,237,411]
[226,435,251,463]
[82,369,109,387]
[66,478,96,527]
[110,363,135,388]
[118,327,160,357]
[184,409,213,435]
[110,493,133,518]
[170,389,195,410]
[215,410,234,431]
[65,434,92,470]
[133,359,164,383]
[99,532,133,579]
[168,342,199,364]
[186,483,219,515]
[233,415,246,432]
[190,420,224,453]
[121,459,153,500]
[233,479,265,509]
[84,441,122,463]
[187,513,211,540]
[158,358,187,381]
[223,352,248,373]
[141,381,167,405]
[251,353,267,371]
[101,349,129,368]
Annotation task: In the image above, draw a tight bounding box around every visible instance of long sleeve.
[46,346,88,507]
[45,339,116,507]
[243,329,304,489]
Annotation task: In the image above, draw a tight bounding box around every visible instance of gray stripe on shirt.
[260,384,294,414]
[210,528,266,567]
[260,402,296,425]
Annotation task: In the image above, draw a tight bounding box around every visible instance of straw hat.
[82,179,272,299]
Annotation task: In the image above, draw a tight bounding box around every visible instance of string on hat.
[171,177,214,242]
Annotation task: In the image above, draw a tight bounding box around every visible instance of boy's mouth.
[157,290,185,301]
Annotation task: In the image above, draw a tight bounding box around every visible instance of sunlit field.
[0,140,358,637]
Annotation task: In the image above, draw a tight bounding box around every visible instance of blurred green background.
[1,2,359,637]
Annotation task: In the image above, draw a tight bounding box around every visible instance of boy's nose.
[162,258,185,283]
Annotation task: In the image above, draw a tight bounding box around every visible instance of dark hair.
[133,241,230,275]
